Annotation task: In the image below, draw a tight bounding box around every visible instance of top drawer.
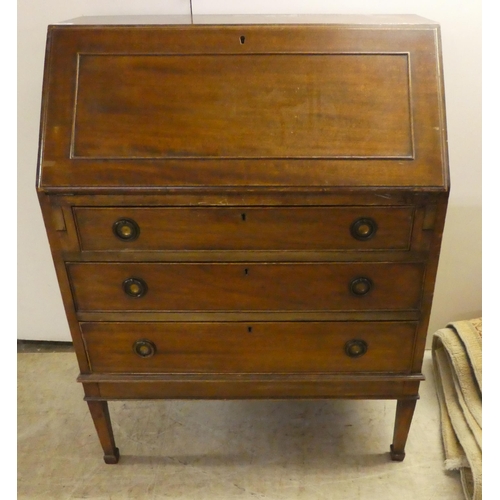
[74,207,414,251]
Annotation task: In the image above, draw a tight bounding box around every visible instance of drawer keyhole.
[244,268,249,275]
[241,213,246,221]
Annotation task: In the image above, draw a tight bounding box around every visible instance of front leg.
[390,398,417,461]
[87,400,120,464]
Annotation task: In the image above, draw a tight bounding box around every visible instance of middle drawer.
[67,262,424,312]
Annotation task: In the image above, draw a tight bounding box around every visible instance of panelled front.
[73,53,413,159]
[38,22,447,189]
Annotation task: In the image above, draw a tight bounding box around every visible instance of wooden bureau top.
[37,16,448,193]
[57,15,439,26]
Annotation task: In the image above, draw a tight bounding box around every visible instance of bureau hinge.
[422,204,437,230]
[51,205,67,232]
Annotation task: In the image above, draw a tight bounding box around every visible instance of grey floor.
[18,349,464,499]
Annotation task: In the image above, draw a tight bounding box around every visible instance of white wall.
[18,1,482,343]
[17,1,192,341]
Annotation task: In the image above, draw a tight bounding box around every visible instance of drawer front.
[74,207,414,251]
[68,262,424,312]
[80,321,417,374]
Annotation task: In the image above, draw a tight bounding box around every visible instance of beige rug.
[432,318,482,500]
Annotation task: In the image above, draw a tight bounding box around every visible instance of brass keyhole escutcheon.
[350,218,377,241]
[123,277,148,298]
[350,277,372,296]
[113,218,140,241]
[344,339,368,358]
[133,339,156,358]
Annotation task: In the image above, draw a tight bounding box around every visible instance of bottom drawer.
[80,322,417,374]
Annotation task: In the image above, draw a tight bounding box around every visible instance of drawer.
[67,262,424,312]
[80,321,417,374]
[74,207,414,251]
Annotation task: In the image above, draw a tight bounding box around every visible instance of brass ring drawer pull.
[133,339,156,358]
[113,218,140,241]
[123,277,148,298]
[350,217,377,241]
[344,339,368,358]
[350,277,372,296]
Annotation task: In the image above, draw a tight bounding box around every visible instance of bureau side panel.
[411,192,449,371]
[36,193,91,372]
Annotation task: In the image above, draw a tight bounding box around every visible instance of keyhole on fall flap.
[240,35,246,44]
[247,326,253,333]
[244,268,249,275]
[241,213,246,221]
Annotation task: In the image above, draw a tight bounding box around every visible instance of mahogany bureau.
[36,15,449,464]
